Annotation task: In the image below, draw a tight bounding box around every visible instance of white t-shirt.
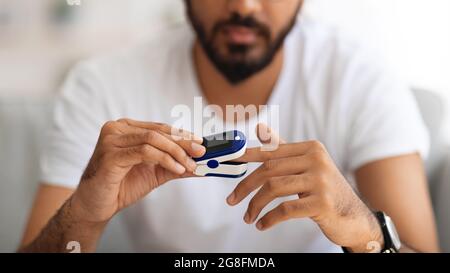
[40,19,429,253]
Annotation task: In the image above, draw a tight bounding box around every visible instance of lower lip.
[224,26,257,44]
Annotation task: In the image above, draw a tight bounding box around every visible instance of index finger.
[235,141,322,163]
[118,119,203,143]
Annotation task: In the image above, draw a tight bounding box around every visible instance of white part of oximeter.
[194,162,248,177]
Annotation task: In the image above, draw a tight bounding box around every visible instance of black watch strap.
[374,211,399,253]
[342,211,399,253]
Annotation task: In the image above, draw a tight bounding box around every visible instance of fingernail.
[256,221,263,230]
[227,192,236,205]
[191,142,205,153]
[244,212,250,224]
[174,162,186,174]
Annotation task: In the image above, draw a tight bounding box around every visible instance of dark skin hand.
[19,119,206,253]
[19,121,439,253]
[229,124,439,253]
[18,122,439,253]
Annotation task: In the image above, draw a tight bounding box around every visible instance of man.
[19,0,439,253]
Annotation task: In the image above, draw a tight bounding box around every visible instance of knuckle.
[310,151,328,168]
[140,144,152,155]
[261,151,273,162]
[320,193,334,210]
[262,159,276,171]
[158,123,171,132]
[265,178,278,193]
[314,172,328,186]
[309,150,322,161]
[313,177,329,195]
[163,124,173,132]
[279,202,292,216]
[168,131,183,141]
[116,118,130,124]
[144,131,156,143]
[101,120,117,133]
[310,140,325,151]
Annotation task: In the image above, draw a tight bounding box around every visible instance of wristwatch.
[342,211,401,253]
[375,211,402,253]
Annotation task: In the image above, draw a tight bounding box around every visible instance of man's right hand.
[70,119,206,224]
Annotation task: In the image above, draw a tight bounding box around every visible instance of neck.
[193,41,284,111]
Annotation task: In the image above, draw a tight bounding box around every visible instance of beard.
[185,3,300,85]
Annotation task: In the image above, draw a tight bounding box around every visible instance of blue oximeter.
[193,131,247,178]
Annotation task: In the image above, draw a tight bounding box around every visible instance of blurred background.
[0,0,449,252]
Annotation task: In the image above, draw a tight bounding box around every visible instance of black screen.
[203,132,234,152]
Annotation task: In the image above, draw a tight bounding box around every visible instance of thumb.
[256,123,285,151]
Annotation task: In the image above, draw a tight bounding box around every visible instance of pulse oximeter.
[193,131,247,178]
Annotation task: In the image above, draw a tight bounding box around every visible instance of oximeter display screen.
[203,133,233,152]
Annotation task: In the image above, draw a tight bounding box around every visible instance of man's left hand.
[229,125,383,253]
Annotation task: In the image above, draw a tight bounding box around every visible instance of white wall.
[1,0,449,137]
[302,0,450,140]
[0,0,184,96]
[90,0,450,93]
[304,0,450,94]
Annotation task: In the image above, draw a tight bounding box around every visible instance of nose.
[226,0,263,17]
